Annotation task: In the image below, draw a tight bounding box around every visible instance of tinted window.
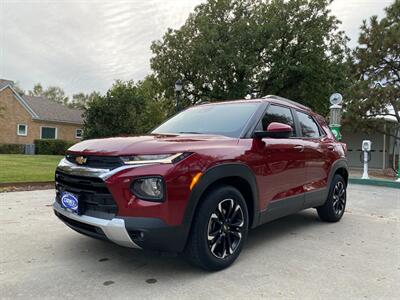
[260,105,295,136]
[152,103,260,138]
[296,111,321,138]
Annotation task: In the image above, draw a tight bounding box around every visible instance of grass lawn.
[0,154,63,183]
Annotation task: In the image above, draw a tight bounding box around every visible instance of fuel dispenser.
[361,140,372,179]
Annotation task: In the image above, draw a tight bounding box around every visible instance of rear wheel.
[186,185,249,271]
[317,174,347,222]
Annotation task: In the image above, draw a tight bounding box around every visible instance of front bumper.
[54,202,141,248]
[54,201,189,252]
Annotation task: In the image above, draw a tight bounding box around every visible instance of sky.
[0,0,394,96]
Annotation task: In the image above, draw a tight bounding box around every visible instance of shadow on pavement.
[53,209,325,276]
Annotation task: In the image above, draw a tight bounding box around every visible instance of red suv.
[54,95,348,270]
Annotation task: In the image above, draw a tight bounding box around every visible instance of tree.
[28,83,69,104]
[13,82,25,96]
[344,0,399,135]
[70,92,100,110]
[136,75,168,129]
[150,0,350,113]
[43,86,69,105]
[83,78,166,139]
[29,83,43,97]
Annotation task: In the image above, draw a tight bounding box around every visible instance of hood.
[67,134,237,156]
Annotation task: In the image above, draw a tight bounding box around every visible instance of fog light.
[131,176,165,202]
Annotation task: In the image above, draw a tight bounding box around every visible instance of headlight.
[131,176,165,201]
[121,152,191,165]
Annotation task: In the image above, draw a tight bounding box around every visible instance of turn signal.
[190,172,202,190]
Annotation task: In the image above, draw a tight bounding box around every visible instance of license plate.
[61,192,79,213]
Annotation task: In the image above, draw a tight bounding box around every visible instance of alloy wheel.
[332,181,346,215]
[207,198,244,259]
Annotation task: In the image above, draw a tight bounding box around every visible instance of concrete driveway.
[1,184,399,299]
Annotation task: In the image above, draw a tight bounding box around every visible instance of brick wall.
[0,87,83,144]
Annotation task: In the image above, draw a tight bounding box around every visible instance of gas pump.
[361,140,372,179]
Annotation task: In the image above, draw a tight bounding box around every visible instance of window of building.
[17,124,28,136]
[296,111,321,138]
[40,127,57,139]
[75,129,83,139]
[259,105,296,136]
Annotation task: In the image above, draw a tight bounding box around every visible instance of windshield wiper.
[178,131,202,134]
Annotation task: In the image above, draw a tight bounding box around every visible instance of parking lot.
[1,184,399,299]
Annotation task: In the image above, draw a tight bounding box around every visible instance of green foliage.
[29,83,69,104]
[43,86,69,105]
[29,83,44,96]
[69,91,100,110]
[0,144,25,154]
[344,0,399,133]
[136,75,168,128]
[34,139,75,155]
[151,0,350,114]
[83,77,166,139]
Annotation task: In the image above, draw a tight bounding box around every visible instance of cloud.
[0,0,392,96]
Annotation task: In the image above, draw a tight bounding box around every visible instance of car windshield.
[152,102,260,138]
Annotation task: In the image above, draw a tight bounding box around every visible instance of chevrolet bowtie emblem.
[75,156,87,165]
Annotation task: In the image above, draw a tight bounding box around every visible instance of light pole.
[174,79,183,113]
[329,93,343,140]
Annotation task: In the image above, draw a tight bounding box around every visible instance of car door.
[295,110,331,207]
[254,104,307,217]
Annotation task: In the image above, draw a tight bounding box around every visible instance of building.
[0,79,84,146]
[341,117,399,171]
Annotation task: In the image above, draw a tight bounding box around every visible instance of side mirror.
[253,122,293,139]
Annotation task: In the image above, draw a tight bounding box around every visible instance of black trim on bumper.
[55,208,187,252]
[122,217,188,252]
[55,210,108,241]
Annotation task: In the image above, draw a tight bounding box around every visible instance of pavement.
[0,184,399,300]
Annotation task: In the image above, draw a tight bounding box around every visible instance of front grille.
[66,154,124,169]
[55,170,118,218]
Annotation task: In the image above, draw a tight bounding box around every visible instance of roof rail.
[262,95,311,111]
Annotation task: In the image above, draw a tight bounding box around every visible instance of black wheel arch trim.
[321,158,348,205]
[183,163,260,232]
[328,159,349,186]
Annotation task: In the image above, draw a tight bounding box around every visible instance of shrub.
[0,144,25,154]
[34,139,75,155]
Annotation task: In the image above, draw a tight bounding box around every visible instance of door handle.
[327,145,335,151]
[294,145,304,152]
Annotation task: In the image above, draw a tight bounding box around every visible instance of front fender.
[182,163,259,229]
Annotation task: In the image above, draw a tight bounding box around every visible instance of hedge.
[34,139,76,155]
[0,144,25,154]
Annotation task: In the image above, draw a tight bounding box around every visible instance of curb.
[0,181,54,188]
[349,177,400,189]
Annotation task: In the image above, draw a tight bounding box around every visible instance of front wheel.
[317,174,347,222]
[186,185,249,271]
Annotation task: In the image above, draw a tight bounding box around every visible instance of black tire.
[317,174,347,222]
[185,185,249,271]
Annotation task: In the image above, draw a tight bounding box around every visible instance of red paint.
[67,98,344,226]
[266,122,293,133]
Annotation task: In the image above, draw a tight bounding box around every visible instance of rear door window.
[296,111,321,138]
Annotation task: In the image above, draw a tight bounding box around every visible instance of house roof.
[0,79,15,90]
[22,95,84,125]
[0,79,84,125]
